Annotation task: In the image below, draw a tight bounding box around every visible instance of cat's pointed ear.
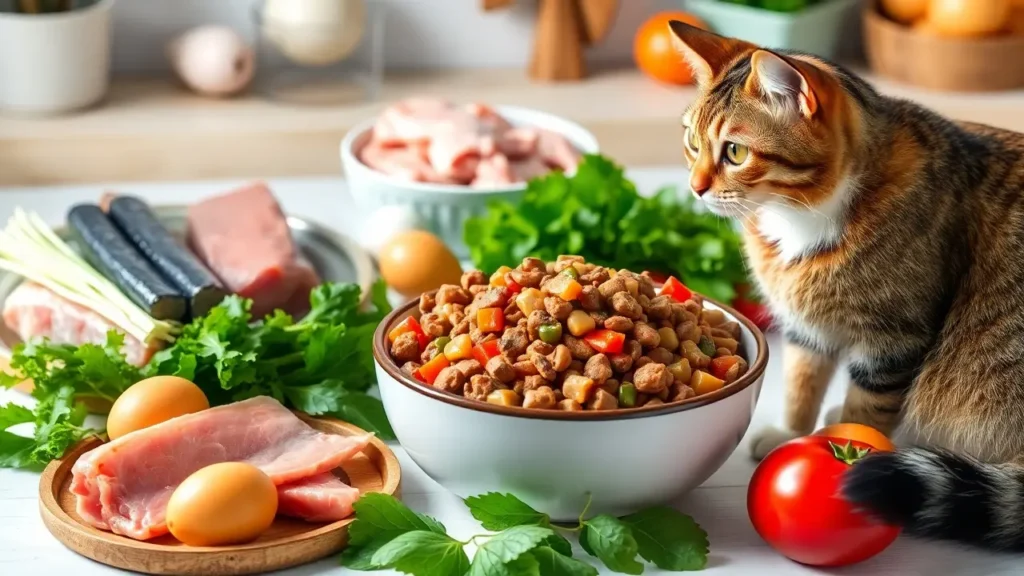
[668,21,754,86]
[745,50,830,119]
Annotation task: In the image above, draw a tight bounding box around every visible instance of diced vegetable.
[624,277,639,298]
[567,310,596,336]
[443,334,473,362]
[489,266,513,287]
[660,276,693,303]
[415,353,451,385]
[710,355,747,383]
[563,374,597,404]
[538,322,563,344]
[505,277,523,295]
[433,336,451,352]
[619,383,637,407]
[515,288,544,316]
[690,370,725,396]
[667,359,692,384]
[547,274,583,301]
[657,327,679,352]
[698,335,716,357]
[487,389,523,407]
[472,339,501,366]
[477,308,505,333]
[584,329,625,354]
[389,316,429,349]
[561,266,580,280]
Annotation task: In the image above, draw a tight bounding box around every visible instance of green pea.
[561,266,580,280]
[538,322,563,344]
[698,335,716,357]
[619,383,637,408]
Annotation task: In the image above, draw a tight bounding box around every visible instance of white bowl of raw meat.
[340,99,600,258]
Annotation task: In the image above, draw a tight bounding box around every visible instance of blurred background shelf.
[3,66,1024,187]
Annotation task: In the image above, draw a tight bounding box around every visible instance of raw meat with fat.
[70,396,371,540]
[276,472,362,522]
[186,183,321,318]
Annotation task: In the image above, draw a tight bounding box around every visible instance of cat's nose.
[690,173,712,197]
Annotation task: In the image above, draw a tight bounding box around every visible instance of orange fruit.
[880,0,928,24]
[927,0,1012,37]
[813,423,896,452]
[634,12,708,86]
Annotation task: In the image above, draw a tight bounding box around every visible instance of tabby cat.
[669,21,1024,551]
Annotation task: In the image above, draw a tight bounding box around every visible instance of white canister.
[0,0,114,114]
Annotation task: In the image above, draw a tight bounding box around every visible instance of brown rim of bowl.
[373,290,769,421]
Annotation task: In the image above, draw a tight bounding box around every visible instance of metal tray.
[0,206,375,352]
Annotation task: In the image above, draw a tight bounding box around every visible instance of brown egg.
[378,230,464,298]
[106,376,209,440]
[167,462,278,546]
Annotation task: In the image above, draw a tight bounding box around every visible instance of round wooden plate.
[38,415,401,576]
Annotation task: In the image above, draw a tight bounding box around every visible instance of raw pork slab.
[70,396,371,540]
[186,183,321,318]
[277,472,362,522]
[2,282,156,366]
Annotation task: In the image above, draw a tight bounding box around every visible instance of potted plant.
[684,0,861,59]
[0,0,115,114]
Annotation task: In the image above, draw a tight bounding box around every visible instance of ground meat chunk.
[580,266,610,286]
[473,286,511,312]
[544,296,573,321]
[433,366,466,394]
[583,354,613,385]
[391,331,420,363]
[437,284,471,306]
[486,355,516,383]
[626,339,643,361]
[563,334,595,360]
[587,389,618,410]
[578,285,602,311]
[420,341,441,364]
[420,313,452,338]
[523,375,547,392]
[532,353,557,381]
[646,295,673,321]
[604,315,634,333]
[633,322,660,348]
[523,386,557,409]
[568,360,584,373]
[602,378,621,396]
[527,309,555,341]
[525,340,554,357]
[510,268,544,288]
[598,277,627,299]
[676,321,701,344]
[558,399,583,411]
[522,257,547,271]
[401,361,421,377]
[469,285,488,296]
[634,362,672,393]
[610,292,643,320]
[461,270,488,290]
[454,359,485,378]
[499,327,530,358]
[589,311,609,325]
[647,347,674,365]
[419,293,436,314]
[465,375,498,401]
[609,353,633,373]
[635,356,653,369]
[451,318,471,338]
[671,383,696,402]
[550,344,572,371]
[513,360,540,377]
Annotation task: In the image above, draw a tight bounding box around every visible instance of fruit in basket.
[927,0,1012,37]
[748,436,900,567]
[378,230,463,298]
[634,12,708,85]
[880,0,928,24]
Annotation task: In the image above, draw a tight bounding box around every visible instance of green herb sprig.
[343,492,710,575]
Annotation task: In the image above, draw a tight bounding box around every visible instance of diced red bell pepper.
[415,353,451,385]
[472,339,501,366]
[710,356,741,380]
[660,276,693,303]
[584,329,625,355]
[389,316,429,349]
[477,308,505,333]
[505,277,523,295]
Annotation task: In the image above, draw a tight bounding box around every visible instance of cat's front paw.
[749,426,801,461]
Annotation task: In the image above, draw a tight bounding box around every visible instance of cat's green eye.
[725,142,749,165]
[685,127,700,153]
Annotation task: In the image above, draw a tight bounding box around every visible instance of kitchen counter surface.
[2,68,1024,186]
[1,168,1022,575]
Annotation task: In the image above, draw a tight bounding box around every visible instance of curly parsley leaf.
[371,530,470,576]
[468,525,554,576]
[531,546,598,576]
[581,515,644,575]
[465,493,550,531]
[620,506,709,571]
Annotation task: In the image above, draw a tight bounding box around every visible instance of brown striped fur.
[671,22,1024,550]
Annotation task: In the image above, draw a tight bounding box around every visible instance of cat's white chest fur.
[757,180,854,262]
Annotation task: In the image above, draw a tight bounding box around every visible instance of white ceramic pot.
[340,106,600,259]
[0,0,114,114]
[374,294,767,521]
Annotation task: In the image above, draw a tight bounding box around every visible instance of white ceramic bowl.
[340,106,600,259]
[373,294,768,520]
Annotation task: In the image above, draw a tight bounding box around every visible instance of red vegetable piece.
[583,329,625,355]
[389,316,429,349]
[659,276,692,303]
[472,339,501,366]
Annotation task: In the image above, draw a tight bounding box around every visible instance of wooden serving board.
[38,416,401,576]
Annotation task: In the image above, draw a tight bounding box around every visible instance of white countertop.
[0,168,1020,576]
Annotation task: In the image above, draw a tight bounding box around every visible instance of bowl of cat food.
[340,99,600,258]
[372,255,767,520]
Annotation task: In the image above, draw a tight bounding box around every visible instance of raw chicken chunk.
[277,472,362,522]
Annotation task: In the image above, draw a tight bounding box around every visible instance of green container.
[684,0,860,59]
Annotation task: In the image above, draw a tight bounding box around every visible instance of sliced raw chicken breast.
[277,472,362,522]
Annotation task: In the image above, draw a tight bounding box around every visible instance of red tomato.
[732,297,773,332]
[747,437,900,567]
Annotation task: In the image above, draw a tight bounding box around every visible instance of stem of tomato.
[829,440,872,465]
